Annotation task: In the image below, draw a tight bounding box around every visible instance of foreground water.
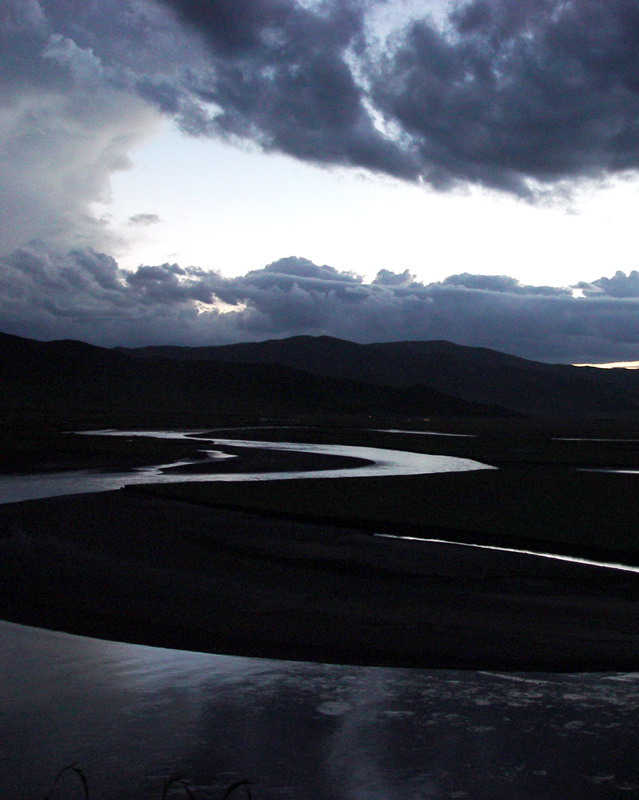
[2,620,639,800]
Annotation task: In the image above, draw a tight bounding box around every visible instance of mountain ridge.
[5,330,639,420]
[0,331,505,422]
[119,334,639,419]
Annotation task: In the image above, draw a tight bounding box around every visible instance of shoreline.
[2,489,639,671]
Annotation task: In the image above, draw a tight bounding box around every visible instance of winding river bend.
[1,429,637,575]
[0,428,495,505]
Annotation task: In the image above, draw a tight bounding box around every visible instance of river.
[1,430,638,798]
[0,429,495,505]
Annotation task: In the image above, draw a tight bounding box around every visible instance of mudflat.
[2,488,639,671]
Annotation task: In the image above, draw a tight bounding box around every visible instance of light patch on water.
[373,428,476,437]
[583,468,639,475]
[376,534,639,575]
[316,701,352,715]
[586,775,617,784]
[9,618,637,800]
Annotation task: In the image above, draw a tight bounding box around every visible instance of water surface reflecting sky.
[2,621,639,800]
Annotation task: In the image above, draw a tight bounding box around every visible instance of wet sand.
[2,487,639,671]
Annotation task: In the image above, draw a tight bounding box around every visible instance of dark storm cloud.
[6,0,639,261]
[4,248,639,364]
[159,0,420,178]
[144,0,639,195]
[369,0,639,194]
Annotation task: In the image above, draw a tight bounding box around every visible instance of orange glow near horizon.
[574,361,639,369]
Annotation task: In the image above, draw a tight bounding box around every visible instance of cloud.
[4,1,639,364]
[441,273,566,296]
[148,0,639,196]
[577,270,639,299]
[373,269,416,286]
[157,0,421,178]
[369,0,639,195]
[0,1,165,256]
[4,247,639,364]
[5,0,639,266]
[128,213,161,226]
[259,256,362,284]
[0,0,219,257]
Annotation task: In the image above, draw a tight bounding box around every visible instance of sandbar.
[1,489,639,671]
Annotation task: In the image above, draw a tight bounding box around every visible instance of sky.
[3,0,639,363]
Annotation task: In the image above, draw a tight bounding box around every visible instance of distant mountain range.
[121,335,639,419]
[3,331,639,421]
[0,332,503,423]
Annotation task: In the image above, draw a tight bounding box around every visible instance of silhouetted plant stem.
[40,766,252,799]
[43,763,89,800]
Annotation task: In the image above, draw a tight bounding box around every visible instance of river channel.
[2,430,639,798]
[0,429,495,505]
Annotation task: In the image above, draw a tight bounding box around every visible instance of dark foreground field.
[2,416,639,670]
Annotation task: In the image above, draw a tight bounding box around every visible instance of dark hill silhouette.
[122,335,639,419]
[0,332,502,422]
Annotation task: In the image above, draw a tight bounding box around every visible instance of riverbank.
[2,489,639,671]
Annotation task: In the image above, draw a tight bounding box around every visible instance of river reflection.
[2,620,639,800]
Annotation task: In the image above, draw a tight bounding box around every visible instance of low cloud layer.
[3,248,639,364]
